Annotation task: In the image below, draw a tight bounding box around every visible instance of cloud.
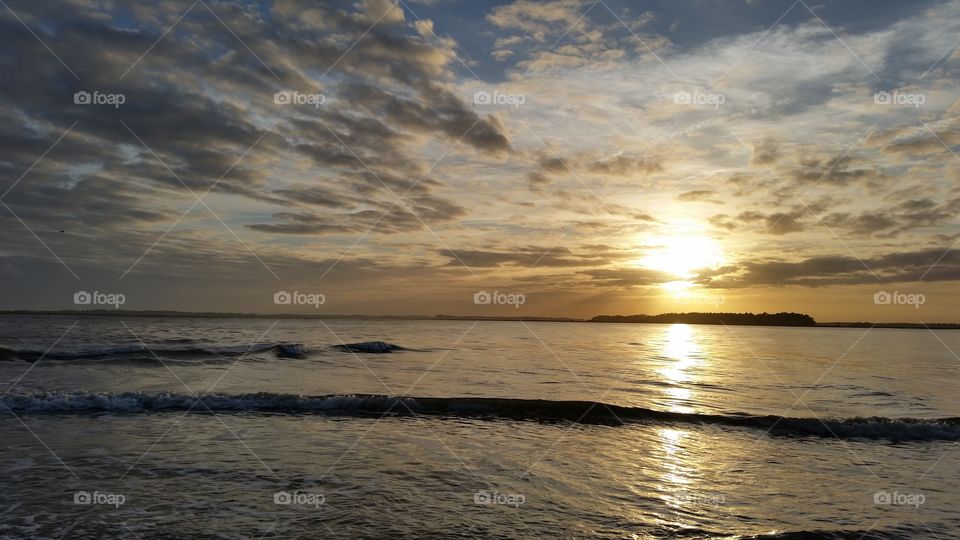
[678,190,721,204]
[439,246,611,268]
[709,248,960,288]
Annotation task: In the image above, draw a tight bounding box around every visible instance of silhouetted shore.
[591,312,816,326]
[3,310,960,328]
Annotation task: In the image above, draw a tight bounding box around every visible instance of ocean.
[0,314,957,538]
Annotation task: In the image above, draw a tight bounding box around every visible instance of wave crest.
[0,343,309,361]
[3,392,958,441]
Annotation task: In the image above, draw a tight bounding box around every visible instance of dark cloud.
[750,140,779,166]
[709,209,807,235]
[577,267,674,289]
[821,198,958,237]
[540,157,570,173]
[789,156,875,186]
[439,246,612,268]
[678,190,721,204]
[586,155,663,176]
[709,248,960,288]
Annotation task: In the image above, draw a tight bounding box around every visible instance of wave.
[331,341,409,353]
[0,343,322,361]
[0,340,413,361]
[737,525,928,539]
[3,392,958,441]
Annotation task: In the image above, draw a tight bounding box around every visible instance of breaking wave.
[3,392,958,441]
[0,340,413,361]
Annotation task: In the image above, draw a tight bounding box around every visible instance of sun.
[639,235,724,279]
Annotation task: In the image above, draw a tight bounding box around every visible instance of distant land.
[591,312,816,326]
[2,310,960,329]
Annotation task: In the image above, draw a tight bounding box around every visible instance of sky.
[1,0,959,322]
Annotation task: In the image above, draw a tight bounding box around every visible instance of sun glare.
[640,235,724,279]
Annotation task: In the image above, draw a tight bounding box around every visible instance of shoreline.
[1,310,958,329]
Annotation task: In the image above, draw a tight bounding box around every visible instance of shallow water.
[0,315,958,538]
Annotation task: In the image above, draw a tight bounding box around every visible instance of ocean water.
[0,314,958,539]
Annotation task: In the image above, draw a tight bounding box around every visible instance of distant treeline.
[591,312,817,327]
